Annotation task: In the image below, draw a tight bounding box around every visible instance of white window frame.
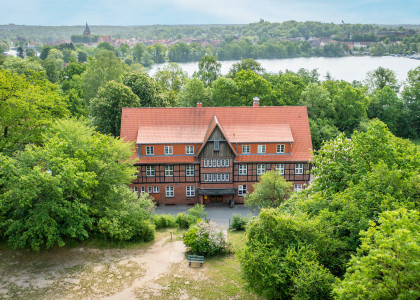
[277,144,285,153]
[141,187,145,194]
[186,145,194,155]
[166,186,174,197]
[146,166,155,177]
[257,164,266,175]
[258,145,266,154]
[133,187,138,194]
[294,184,303,191]
[212,159,216,167]
[238,185,247,196]
[242,145,250,154]
[204,159,209,167]
[186,165,194,176]
[186,186,195,197]
[295,163,304,175]
[165,165,174,176]
[164,146,173,155]
[239,164,248,175]
[217,159,221,167]
[217,173,221,181]
[203,174,209,181]
[146,146,154,156]
[276,164,285,175]
[153,186,160,194]
[147,186,152,194]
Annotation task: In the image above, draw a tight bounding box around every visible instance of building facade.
[120,101,312,205]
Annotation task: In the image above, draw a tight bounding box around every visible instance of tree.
[299,83,335,120]
[147,43,166,63]
[210,76,240,106]
[132,43,146,62]
[0,56,45,80]
[140,51,154,68]
[154,62,188,93]
[90,81,140,136]
[195,55,221,86]
[123,71,162,107]
[364,67,399,94]
[244,170,293,209]
[82,49,128,101]
[401,66,420,137]
[334,209,420,300]
[234,70,272,106]
[227,58,264,78]
[0,70,69,154]
[39,45,52,60]
[177,78,210,107]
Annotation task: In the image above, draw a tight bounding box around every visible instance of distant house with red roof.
[120,99,312,205]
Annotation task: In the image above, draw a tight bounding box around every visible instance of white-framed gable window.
[166,186,174,197]
[276,164,285,175]
[164,146,173,155]
[186,165,194,176]
[146,166,155,177]
[186,186,195,197]
[153,186,160,194]
[277,144,285,153]
[165,165,174,176]
[294,184,303,191]
[214,141,220,151]
[238,185,247,196]
[257,164,266,175]
[239,164,248,175]
[295,163,304,174]
[146,146,154,155]
[242,145,250,154]
[258,145,266,154]
[186,146,194,155]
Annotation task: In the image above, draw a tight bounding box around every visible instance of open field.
[0,230,261,299]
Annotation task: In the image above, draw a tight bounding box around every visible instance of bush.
[153,214,176,229]
[187,204,207,220]
[231,214,249,231]
[183,221,228,256]
[175,204,207,229]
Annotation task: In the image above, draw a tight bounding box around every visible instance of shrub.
[175,204,207,229]
[187,204,207,220]
[183,221,228,256]
[231,214,249,231]
[153,214,176,229]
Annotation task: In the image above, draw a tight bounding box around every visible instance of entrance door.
[209,195,223,202]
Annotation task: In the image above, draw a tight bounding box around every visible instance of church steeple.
[83,22,91,36]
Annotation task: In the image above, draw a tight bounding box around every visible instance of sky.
[1,0,419,26]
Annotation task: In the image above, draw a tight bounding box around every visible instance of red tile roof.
[121,106,312,162]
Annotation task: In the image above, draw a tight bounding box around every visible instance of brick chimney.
[253,97,260,107]
[197,102,202,107]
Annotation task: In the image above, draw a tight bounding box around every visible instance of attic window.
[214,141,220,151]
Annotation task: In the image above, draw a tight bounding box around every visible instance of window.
[186,146,194,155]
[217,173,221,181]
[276,164,285,175]
[214,140,220,151]
[165,165,174,176]
[277,144,285,153]
[141,187,145,194]
[186,186,195,197]
[258,145,266,154]
[242,145,250,154]
[203,174,209,181]
[295,164,304,174]
[186,165,194,176]
[146,146,154,155]
[257,164,266,175]
[153,186,160,194]
[239,164,248,175]
[217,159,221,167]
[133,187,138,194]
[294,184,303,191]
[204,159,209,167]
[147,186,152,194]
[146,166,155,177]
[238,185,247,196]
[212,159,216,167]
[166,186,174,197]
[164,146,173,155]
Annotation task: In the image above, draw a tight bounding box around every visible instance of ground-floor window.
[276,164,285,175]
[186,186,195,197]
[153,186,160,194]
[166,186,174,197]
[238,185,247,196]
[294,184,303,191]
[141,187,145,193]
[147,186,152,194]
[133,187,138,194]
[295,164,304,174]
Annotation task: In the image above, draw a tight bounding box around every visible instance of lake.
[149,56,420,83]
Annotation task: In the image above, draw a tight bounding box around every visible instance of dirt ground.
[0,230,260,299]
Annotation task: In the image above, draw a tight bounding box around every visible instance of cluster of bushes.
[152,204,207,229]
[230,214,250,231]
[183,221,228,256]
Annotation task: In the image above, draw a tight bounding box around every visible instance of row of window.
[239,163,303,175]
[146,165,195,177]
[133,186,196,197]
[203,159,230,168]
[146,145,194,156]
[242,144,285,154]
[203,173,230,182]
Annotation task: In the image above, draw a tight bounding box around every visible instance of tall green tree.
[177,78,210,107]
[234,70,272,106]
[210,76,240,106]
[123,71,162,107]
[90,81,140,136]
[401,66,420,137]
[364,67,399,94]
[154,62,188,93]
[227,58,264,78]
[195,55,221,87]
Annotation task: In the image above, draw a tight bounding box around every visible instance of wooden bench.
[188,255,204,267]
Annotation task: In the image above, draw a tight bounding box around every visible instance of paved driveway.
[154,203,259,227]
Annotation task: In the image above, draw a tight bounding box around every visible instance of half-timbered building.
[120,99,312,205]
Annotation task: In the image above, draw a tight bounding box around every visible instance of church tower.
[83,22,91,36]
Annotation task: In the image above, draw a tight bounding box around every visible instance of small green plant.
[231,214,249,231]
[187,204,207,220]
[175,204,207,229]
[153,214,177,229]
[183,221,228,256]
